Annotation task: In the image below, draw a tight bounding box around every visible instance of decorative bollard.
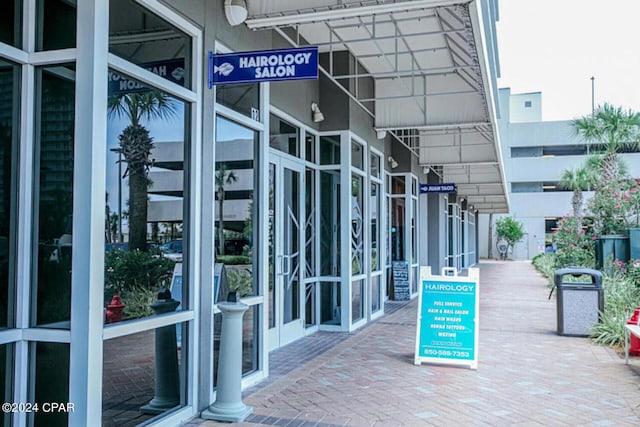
[141,289,181,414]
[201,293,253,422]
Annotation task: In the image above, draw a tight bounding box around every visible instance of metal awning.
[245,0,508,213]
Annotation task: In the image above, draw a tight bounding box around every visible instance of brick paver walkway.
[194,260,640,426]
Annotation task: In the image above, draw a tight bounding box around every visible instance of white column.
[68,0,109,425]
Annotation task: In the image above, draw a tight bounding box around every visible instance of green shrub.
[553,215,595,269]
[591,272,640,347]
[532,253,557,286]
[216,255,251,265]
[226,268,254,297]
[624,259,640,288]
[495,216,525,258]
[121,285,157,319]
[104,249,175,319]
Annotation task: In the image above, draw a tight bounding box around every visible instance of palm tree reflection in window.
[108,91,176,251]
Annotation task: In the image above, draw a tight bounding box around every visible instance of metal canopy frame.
[245,0,508,213]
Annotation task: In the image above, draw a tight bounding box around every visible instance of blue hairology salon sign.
[208,47,318,88]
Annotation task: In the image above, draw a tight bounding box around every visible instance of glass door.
[268,153,305,350]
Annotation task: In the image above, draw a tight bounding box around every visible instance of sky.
[496,0,640,122]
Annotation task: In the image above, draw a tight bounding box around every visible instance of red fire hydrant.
[627,307,640,356]
[105,294,125,324]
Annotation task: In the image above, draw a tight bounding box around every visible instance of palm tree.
[215,163,238,256]
[558,167,594,216]
[108,91,176,251]
[584,152,629,182]
[573,103,640,183]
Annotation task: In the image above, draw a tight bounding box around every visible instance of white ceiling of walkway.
[245,0,508,213]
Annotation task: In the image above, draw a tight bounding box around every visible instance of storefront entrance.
[268,152,305,350]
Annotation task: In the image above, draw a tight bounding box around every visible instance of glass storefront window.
[105,70,188,321]
[216,83,260,120]
[269,115,299,157]
[0,343,13,427]
[0,60,19,329]
[305,169,316,278]
[351,174,364,275]
[213,305,258,386]
[37,0,76,51]
[391,175,405,194]
[370,183,380,271]
[412,202,417,264]
[320,170,340,276]
[215,116,259,297]
[351,279,364,322]
[268,163,275,329]
[102,324,187,425]
[109,0,192,89]
[33,65,75,328]
[305,282,316,327]
[370,153,380,178]
[391,198,405,261]
[242,305,259,375]
[371,275,381,313]
[305,134,316,163]
[31,342,70,426]
[320,135,340,165]
[448,204,454,267]
[351,140,363,170]
[0,0,21,48]
[320,282,341,325]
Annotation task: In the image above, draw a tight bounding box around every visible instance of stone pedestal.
[201,302,253,422]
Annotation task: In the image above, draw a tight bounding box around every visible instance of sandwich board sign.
[392,260,411,301]
[414,266,479,369]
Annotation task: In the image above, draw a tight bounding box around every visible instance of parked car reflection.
[160,239,183,261]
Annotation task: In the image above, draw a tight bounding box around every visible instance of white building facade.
[479,88,640,260]
[0,1,507,426]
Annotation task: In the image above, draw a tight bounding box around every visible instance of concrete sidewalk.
[194,260,640,426]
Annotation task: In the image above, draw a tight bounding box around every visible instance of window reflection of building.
[109,0,191,89]
[99,1,194,425]
[34,65,76,329]
[0,60,18,332]
[213,113,260,385]
[215,120,255,234]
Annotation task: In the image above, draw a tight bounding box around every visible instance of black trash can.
[553,267,604,337]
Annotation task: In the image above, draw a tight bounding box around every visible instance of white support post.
[68,0,109,425]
